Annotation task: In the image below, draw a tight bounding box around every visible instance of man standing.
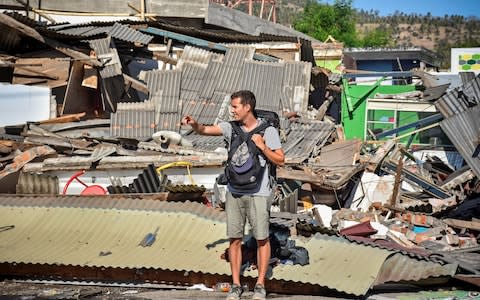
[182,90,284,300]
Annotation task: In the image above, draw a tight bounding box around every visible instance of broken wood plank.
[443,218,480,231]
[62,61,97,117]
[389,156,404,208]
[317,139,361,167]
[38,112,86,124]
[82,52,98,89]
[13,57,69,88]
[123,73,149,95]
[0,14,101,67]
[367,140,395,172]
[0,145,56,180]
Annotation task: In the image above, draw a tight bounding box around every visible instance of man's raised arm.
[181,115,223,136]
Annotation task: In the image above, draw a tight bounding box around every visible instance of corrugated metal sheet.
[197,59,224,99]
[178,45,217,67]
[0,197,457,296]
[52,25,110,38]
[197,91,228,125]
[180,62,208,93]
[144,70,182,131]
[196,46,251,99]
[0,201,387,296]
[109,23,153,45]
[435,74,480,178]
[144,70,181,113]
[16,173,59,194]
[89,36,122,78]
[440,106,480,178]
[5,11,44,29]
[0,196,225,221]
[374,252,457,285]
[282,61,312,113]
[240,60,284,114]
[110,101,156,139]
[283,121,335,164]
[156,111,181,132]
[56,23,153,44]
[435,75,480,117]
[460,72,476,86]
[189,135,226,151]
[0,27,21,51]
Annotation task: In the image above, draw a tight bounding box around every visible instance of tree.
[361,27,393,47]
[293,0,359,46]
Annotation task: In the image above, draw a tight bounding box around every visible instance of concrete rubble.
[0,4,479,298]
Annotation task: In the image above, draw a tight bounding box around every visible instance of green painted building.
[341,77,448,146]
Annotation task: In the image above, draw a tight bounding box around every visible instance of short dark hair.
[231,90,256,111]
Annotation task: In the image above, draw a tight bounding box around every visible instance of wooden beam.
[389,156,403,208]
[0,13,101,67]
[127,1,155,21]
[123,73,149,95]
[443,219,480,231]
[14,0,56,23]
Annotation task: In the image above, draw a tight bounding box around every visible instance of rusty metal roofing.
[283,121,336,164]
[89,36,122,78]
[240,60,284,113]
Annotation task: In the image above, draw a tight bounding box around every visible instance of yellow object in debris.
[156,161,195,185]
[301,196,313,210]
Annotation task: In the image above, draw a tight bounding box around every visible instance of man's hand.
[181,115,222,136]
[251,134,266,151]
[181,115,196,126]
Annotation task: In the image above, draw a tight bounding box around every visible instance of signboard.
[451,48,480,73]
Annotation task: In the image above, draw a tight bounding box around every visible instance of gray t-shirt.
[218,119,282,197]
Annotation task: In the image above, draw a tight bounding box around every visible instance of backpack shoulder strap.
[229,121,247,142]
[247,122,270,137]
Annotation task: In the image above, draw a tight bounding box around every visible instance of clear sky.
[322,0,480,18]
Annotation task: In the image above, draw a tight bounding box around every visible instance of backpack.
[223,121,271,191]
[256,109,280,131]
[255,109,281,179]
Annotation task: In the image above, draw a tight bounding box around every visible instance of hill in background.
[271,1,480,69]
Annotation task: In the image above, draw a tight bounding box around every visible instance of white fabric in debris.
[350,172,395,212]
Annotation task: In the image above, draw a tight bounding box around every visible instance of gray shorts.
[225,192,272,240]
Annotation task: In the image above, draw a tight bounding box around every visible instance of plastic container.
[214,282,230,292]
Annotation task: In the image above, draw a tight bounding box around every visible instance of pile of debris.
[0,6,479,298]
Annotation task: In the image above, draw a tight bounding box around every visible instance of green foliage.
[360,28,393,47]
[293,0,392,47]
[437,38,480,69]
[293,0,359,46]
